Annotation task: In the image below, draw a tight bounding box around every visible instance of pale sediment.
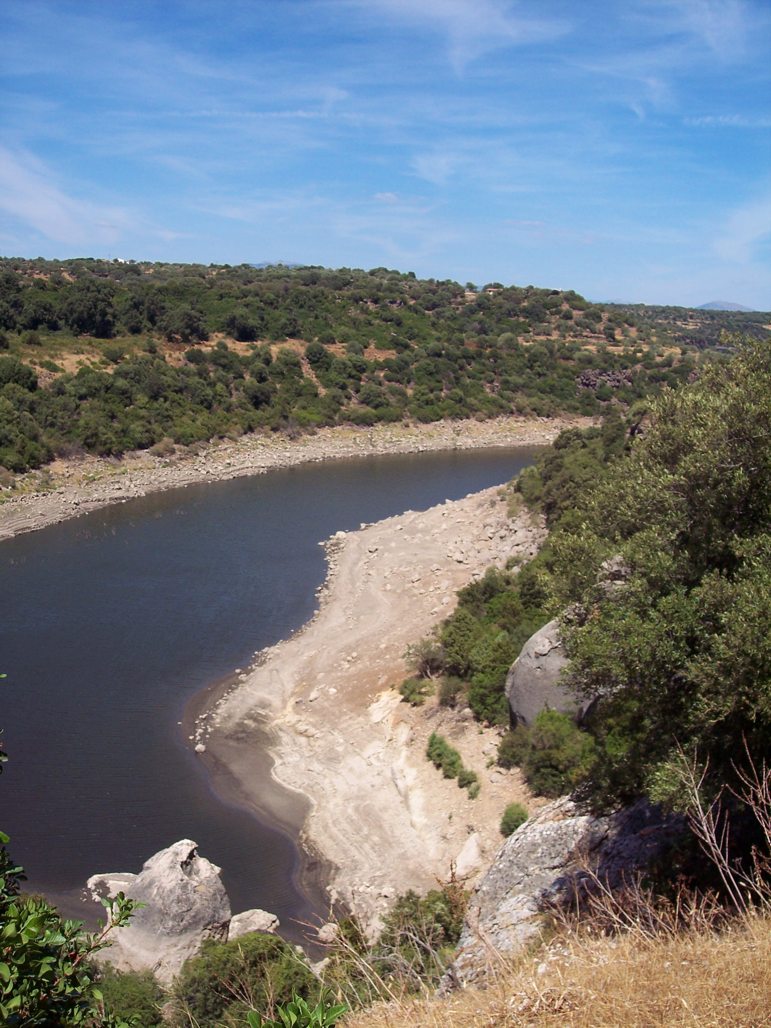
[0,415,582,541]
[197,485,549,930]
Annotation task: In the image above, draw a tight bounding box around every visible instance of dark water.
[0,446,540,935]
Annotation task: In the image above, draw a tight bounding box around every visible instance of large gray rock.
[505,618,579,725]
[446,799,684,987]
[228,908,280,939]
[87,840,231,983]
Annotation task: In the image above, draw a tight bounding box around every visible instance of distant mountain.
[698,301,755,312]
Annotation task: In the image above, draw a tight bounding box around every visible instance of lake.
[0,445,540,938]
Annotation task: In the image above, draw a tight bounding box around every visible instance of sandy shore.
[0,416,581,540]
[196,485,549,930]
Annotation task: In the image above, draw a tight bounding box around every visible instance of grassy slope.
[343,912,771,1027]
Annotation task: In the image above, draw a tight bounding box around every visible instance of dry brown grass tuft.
[341,911,771,1028]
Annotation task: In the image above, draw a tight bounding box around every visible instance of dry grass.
[340,911,771,1027]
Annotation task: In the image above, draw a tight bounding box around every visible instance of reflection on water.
[0,446,540,932]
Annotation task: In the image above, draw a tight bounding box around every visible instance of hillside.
[0,257,748,474]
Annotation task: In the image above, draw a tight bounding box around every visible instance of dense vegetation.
[413,340,770,822]
[0,257,732,473]
[170,932,318,1027]
[608,301,771,350]
[550,340,771,811]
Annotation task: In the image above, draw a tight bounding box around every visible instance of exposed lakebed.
[1,445,540,936]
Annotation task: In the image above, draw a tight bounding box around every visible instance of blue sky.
[1,0,769,307]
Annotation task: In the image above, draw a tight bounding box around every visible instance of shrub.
[458,768,479,795]
[427,733,462,779]
[500,802,529,836]
[103,343,125,364]
[507,710,596,798]
[497,728,530,769]
[438,676,465,708]
[426,733,480,794]
[149,436,176,457]
[98,966,165,1027]
[171,932,317,1027]
[248,994,347,1027]
[372,883,468,990]
[399,677,432,706]
[405,636,444,679]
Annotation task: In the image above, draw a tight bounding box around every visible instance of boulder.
[228,908,280,939]
[86,840,231,983]
[445,798,684,987]
[316,922,340,945]
[505,618,578,725]
[455,832,483,878]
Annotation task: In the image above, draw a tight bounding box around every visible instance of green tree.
[553,340,771,809]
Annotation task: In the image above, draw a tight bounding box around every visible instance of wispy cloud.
[685,114,771,128]
[714,193,771,263]
[0,146,133,246]
[646,0,752,59]
[335,0,569,71]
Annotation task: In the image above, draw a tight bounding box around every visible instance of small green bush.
[373,883,468,989]
[438,676,465,708]
[248,994,347,1027]
[427,733,480,794]
[426,733,461,778]
[497,728,530,769]
[103,343,125,364]
[98,965,165,1027]
[500,802,529,836]
[399,677,432,706]
[499,710,596,798]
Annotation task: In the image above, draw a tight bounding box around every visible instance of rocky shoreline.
[0,415,582,540]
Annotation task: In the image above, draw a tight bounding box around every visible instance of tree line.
[0,259,707,474]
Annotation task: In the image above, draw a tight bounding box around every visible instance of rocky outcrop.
[576,368,633,392]
[87,840,232,983]
[229,908,280,939]
[505,619,580,725]
[446,798,684,987]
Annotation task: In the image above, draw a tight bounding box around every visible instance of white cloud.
[650,0,750,59]
[686,114,771,128]
[336,0,568,70]
[0,146,133,246]
[411,150,463,186]
[714,193,771,263]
